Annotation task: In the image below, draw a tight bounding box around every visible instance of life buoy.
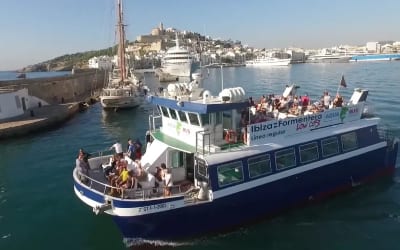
[225,130,237,143]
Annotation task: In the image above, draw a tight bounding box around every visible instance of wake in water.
[123,228,250,248]
[123,237,194,248]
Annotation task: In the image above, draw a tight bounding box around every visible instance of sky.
[1,0,399,70]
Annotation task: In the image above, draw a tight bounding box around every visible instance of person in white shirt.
[323,91,331,109]
[110,141,123,157]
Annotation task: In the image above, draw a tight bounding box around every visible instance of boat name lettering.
[250,114,322,132]
[251,130,286,141]
[296,119,321,131]
[138,203,167,213]
[324,111,339,119]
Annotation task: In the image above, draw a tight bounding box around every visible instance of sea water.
[1,62,400,250]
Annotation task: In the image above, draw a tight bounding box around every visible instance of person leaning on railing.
[76,152,90,183]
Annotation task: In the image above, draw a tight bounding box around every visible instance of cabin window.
[299,142,319,163]
[223,111,231,128]
[169,151,184,168]
[216,112,222,124]
[178,110,188,122]
[321,137,339,157]
[188,112,200,126]
[248,155,272,178]
[200,114,210,126]
[168,108,178,120]
[275,148,296,170]
[341,132,358,152]
[160,106,170,117]
[217,161,243,187]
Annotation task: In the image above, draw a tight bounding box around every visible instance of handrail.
[75,168,187,200]
[149,114,162,132]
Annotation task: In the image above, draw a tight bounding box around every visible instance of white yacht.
[246,51,291,66]
[99,0,145,110]
[161,34,193,77]
[306,49,351,63]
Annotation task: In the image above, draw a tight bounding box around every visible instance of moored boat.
[160,33,193,77]
[350,53,400,62]
[73,78,398,244]
[246,51,291,66]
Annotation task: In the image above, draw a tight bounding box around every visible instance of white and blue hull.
[74,141,397,240]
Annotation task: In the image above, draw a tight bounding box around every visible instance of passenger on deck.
[154,166,165,191]
[120,171,137,198]
[240,116,248,144]
[161,163,173,196]
[76,153,90,182]
[322,91,332,109]
[110,141,123,158]
[127,139,136,160]
[79,148,90,163]
[248,97,255,107]
[288,103,300,116]
[333,94,344,107]
[104,154,119,181]
[301,93,310,112]
[134,139,142,160]
[116,164,130,190]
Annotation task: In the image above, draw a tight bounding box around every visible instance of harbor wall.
[0,70,106,104]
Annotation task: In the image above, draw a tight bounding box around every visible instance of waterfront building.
[88,56,113,70]
[0,88,46,120]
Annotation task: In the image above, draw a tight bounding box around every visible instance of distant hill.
[20,46,117,72]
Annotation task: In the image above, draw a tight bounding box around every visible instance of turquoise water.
[1,62,400,250]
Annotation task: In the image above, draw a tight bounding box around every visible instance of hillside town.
[87,22,400,71]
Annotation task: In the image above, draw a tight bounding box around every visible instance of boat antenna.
[220,64,224,90]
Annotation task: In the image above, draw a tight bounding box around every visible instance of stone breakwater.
[0,103,79,139]
[0,70,106,139]
[0,69,106,104]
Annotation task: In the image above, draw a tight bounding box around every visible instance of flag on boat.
[340,75,347,88]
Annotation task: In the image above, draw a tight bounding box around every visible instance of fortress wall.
[0,70,106,104]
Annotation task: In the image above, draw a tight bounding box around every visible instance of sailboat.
[100,0,145,110]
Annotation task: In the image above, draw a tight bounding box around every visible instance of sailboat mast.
[117,0,126,81]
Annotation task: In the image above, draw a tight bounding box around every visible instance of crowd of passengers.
[245,90,345,124]
[236,91,345,144]
[75,138,173,198]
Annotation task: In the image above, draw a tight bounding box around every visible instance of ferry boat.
[73,80,398,243]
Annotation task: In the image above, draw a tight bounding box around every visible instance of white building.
[0,88,48,120]
[366,42,379,53]
[88,56,113,70]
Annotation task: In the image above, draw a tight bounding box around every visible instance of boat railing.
[149,114,162,132]
[75,168,190,201]
[377,126,398,150]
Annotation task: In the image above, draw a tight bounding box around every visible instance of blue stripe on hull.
[113,147,396,240]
